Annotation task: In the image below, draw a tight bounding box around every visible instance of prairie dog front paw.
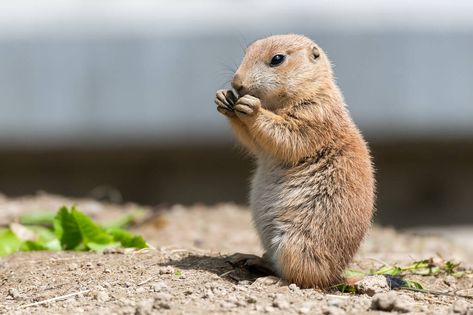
[215,89,238,117]
[234,95,261,119]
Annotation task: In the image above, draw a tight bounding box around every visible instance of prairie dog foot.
[226,253,274,276]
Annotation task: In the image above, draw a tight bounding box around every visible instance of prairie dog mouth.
[235,88,249,98]
[236,88,263,100]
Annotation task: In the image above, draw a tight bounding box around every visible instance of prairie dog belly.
[249,158,297,274]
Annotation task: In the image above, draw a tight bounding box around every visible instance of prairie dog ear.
[311,46,320,61]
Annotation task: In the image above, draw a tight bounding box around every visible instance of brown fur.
[215,34,375,288]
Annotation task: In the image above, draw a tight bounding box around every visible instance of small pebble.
[371,292,397,311]
[93,291,110,303]
[327,297,345,307]
[103,247,125,254]
[444,275,457,287]
[211,286,227,296]
[299,302,314,314]
[323,306,347,315]
[154,300,171,310]
[8,288,21,300]
[120,306,136,315]
[154,292,172,301]
[68,263,79,271]
[394,295,414,313]
[289,283,300,291]
[236,285,249,292]
[184,289,193,296]
[136,287,146,294]
[236,299,248,307]
[238,280,251,286]
[135,299,154,315]
[371,291,413,313]
[355,275,390,296]
[226,295,238,303]
[159,303,171,310]
[152,281,169,292]
[265,305,275,313]
[220,301,236,309]
[272,294,290,310]
[158,266,175,275]
[452,299,471,315]
[253,276,279,286]
[203,289,214,299]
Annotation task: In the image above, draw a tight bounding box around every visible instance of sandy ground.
[0,193,472,314]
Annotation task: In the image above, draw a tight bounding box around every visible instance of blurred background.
[0,0,472,228]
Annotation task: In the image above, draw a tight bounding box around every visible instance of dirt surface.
[0,193,472,314]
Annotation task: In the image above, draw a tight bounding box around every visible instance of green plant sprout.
[0,206,147,256]
[335,258,467,294]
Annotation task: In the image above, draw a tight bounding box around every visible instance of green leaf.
[452,271,465,278]
[107,228,147,249]
[375,266,402,276]
[71,208,114,245]
[20,212,56,226]
[334,283,357,293]
[0,229,23,256]
[28,226,61,251]
[2,206,148,256]
[443,261,460,275]
[403,279,424,289]
[29,226,57,242]
[20,240,48,251]
[343,269,367,278]
[44,239,61,251]
[54,207,82,249]
[411,259,431,269]
[416,266,440,276]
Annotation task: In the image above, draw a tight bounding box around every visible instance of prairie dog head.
[232,34,333,110]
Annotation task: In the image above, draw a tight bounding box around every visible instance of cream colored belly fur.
[250,157,292,276]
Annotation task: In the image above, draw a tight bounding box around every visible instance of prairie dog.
[215,34,375,288]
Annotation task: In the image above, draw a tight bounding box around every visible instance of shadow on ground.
[161,253,274,283]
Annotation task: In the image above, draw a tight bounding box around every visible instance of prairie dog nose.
[231,73,245,95]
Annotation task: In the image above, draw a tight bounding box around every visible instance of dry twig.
[18,289,90,309]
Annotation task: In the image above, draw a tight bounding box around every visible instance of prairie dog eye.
[270,54,286,67]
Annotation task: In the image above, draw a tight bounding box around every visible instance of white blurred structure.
[0,1,472,226]
[0,0,473,147]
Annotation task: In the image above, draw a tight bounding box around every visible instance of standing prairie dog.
[215,34,375,288]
